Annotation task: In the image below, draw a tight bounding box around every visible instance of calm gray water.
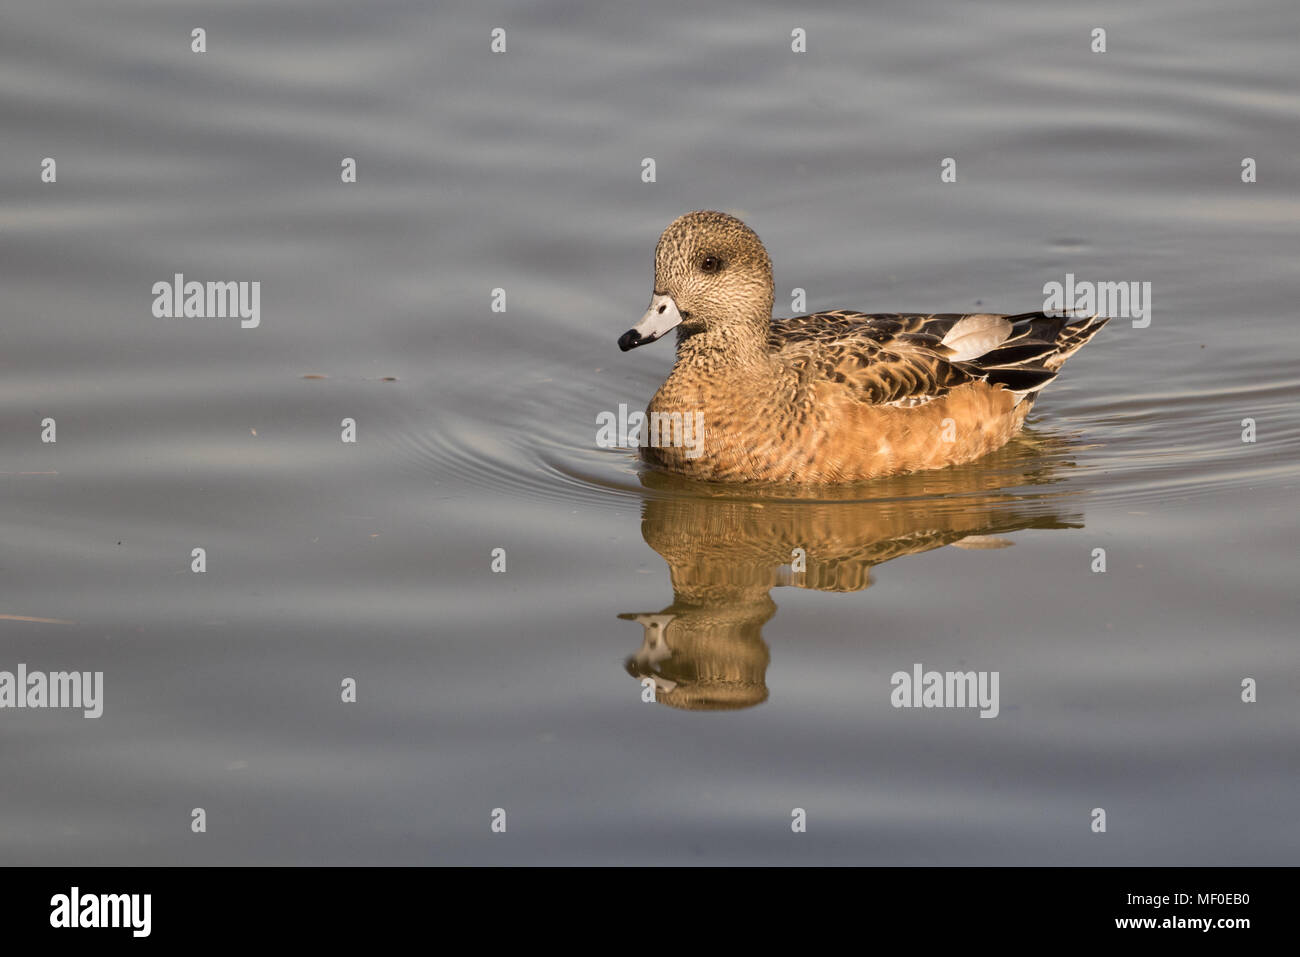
[2,0,1297,864]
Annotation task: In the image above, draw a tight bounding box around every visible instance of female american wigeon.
[617,210,1107,483]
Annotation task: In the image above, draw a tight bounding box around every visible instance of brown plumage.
[617,210,1107,483]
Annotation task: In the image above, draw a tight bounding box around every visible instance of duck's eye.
[700,256,722,274]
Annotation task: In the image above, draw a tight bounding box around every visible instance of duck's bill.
[618,294,682,351]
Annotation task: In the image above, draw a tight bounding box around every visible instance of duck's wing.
[771,311,1108,407]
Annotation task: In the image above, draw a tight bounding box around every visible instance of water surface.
[1,0,1298,864]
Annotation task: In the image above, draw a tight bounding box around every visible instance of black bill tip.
[617,329,644,352]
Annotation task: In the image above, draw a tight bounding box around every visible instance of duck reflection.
[620,432,1084,712]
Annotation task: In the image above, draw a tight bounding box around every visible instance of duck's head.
[618,210,774,352]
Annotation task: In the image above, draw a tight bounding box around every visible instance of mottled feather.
[771,311,1107,407]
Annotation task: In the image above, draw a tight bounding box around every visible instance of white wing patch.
[939,314,1012,361]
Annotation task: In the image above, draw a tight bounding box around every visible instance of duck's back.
[769,310,1107,409]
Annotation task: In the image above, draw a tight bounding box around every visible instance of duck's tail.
[1040,313,1111,371]
[959,312,1109,402]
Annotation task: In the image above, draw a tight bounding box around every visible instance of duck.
[616,210,1107,483]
